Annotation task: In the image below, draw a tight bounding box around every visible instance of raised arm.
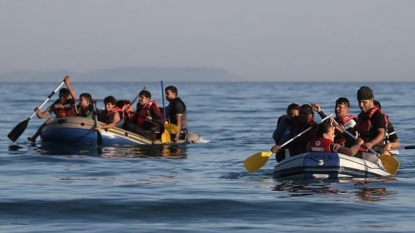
[64,76,76,103]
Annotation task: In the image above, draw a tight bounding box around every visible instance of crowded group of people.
[271,86,400,164]
[28,76,188,143]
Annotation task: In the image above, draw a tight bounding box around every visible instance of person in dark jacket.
[165,86,188,142]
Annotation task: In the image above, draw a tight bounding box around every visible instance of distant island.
[0,66,242,83]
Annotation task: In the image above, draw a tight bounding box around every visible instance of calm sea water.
[1,81,415,233]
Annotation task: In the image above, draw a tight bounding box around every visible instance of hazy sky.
[1,0,415,81]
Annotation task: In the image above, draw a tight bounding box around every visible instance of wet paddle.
[331,119,400,176]
[160,81,171,143]
[93,100,103,146]
[7,81,66,142]
[243,114,333,173]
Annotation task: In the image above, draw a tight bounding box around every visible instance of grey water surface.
[1,82,414,232]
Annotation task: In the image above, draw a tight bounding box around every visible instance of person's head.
[165,86,178,101]
[138,90,152,106]
[79,93,92,109]
[373,100,381,109]
[314,119,335,142]
[116,100,133,112]
[286,103,300,118]
[103,95,117,111]
[59,88,70,103]
[334,97,350,118]
[357,86,375,113]
[299,104,314,124]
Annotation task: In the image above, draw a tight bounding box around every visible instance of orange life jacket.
[101,107,123,124]
[307,137,332,153]
[53,101,77,118]
[136,99,159,128]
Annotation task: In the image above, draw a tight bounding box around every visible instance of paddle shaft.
[277,114,334,150]
[331,119,378,154]
[7,81,66,142]
[93,101,99,128]
[30,82,66,119]
[161,81,167,122]
[130,86,146,106]
[160,81,172,143]
[93,100,103,146]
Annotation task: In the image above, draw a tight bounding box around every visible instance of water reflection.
[9,141,188,159]
[99,144,187,159]
[272,178,398,201]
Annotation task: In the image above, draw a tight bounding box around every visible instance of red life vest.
[356,107,388,151]
[136,99,159,128]
[53,101,77,118]
[336,114,355,126]
[307,137,332,153]
[102,107,123,123]
[334,114,355,146]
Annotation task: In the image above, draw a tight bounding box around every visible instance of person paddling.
[355,86,389,163]
[272,103,300,162]
[271,104,315,160]
[28,76,77,142]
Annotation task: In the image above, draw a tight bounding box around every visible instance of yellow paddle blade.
[243,152,273,173]
[164,123,179,134]
[161,130,171,143]
[379,154,400,176]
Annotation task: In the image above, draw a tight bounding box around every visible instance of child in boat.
[28,76,77,142]
[307,118,363,156]
[97,96,124,130]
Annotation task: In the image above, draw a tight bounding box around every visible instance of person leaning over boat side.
[311,97,357,147]
[355,86,389,163]
[272,103,300,162]
[97,95,124,130]
[307,119,364,156]
[165,85,188,142]
[28,76,77,142]
[271,104,316,161]
[77,93,96,119]
[122,90,164,140]
[373,100,400,156]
